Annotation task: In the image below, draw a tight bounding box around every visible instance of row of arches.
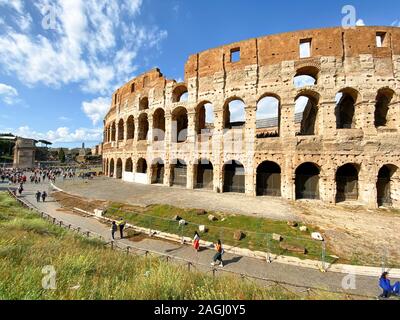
[105,87,396,143]
[104,158,398,207]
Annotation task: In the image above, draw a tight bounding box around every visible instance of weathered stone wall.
[102,26,400,209]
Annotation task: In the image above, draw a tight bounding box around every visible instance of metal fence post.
[321,240,326,272]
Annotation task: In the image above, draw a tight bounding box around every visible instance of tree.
[59,148,66,163]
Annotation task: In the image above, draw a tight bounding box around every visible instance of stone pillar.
[134,118,140,142]
[320,169,336,204]
[319,99,337,137]
[244,103,257,196]
[187,111,196,145]
[359,163,378,208]
[388,100,400,129]
[148,114,154,144]
[124,119,128,142]
[360,94,378,135]
[187,163,195,189]
[164,162,172,187]
[280,101,295,138]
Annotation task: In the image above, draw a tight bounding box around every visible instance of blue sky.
[0,0,399,148]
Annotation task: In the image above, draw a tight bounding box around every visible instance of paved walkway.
[57,177,296,221]
[9,181,398,299]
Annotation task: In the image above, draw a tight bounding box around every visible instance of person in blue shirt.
[379,272,400,298]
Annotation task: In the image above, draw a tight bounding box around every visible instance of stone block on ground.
[280,243,308,255]
[300,226,308,232]
[311,232,324,241]
[199,225,208,233]
[234,230,246,241]
[208,214,218,222]
[287,221,299,228]
[195,209,207,216]
[272,233,283,242]
[179,219,187,226]
[173,215,182,221]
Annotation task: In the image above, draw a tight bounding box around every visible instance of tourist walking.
[41,191,48,203]
[35,191,41,202]
[211,239,224,268]
[379,272,400,298]
[193,232,200,252]
[111,221,118,240]
[117,218,126,239]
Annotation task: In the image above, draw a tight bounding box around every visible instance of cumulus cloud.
[0,83,19,105]
[82,97,110,125]
[356,19,366,26]
[11,125,103,143]
[0,0,167,94]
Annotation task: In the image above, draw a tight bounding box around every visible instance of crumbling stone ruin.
[103,27,400,209]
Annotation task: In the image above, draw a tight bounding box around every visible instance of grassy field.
[105,203,335,263]
[0,192,347,300]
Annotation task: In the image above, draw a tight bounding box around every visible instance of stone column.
[187,163,195,189]
[319,99,337,137]
[134,118,140,142]
[360,94,378,135]
[280,100,296,138]
[359,162,378,208]
[187,111,196,145]
[244,103,257,196]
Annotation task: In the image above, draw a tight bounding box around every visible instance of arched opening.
[295,92,319,136]
[256,95,280,138]
[109,159,115,178]
[293,66,319,88]
[196,102,215,135]
[137,158,148,174]
[151,159,165,184]
[223,160,245,193]
[256,161,281,197]
[336,164,359,202]
[139,97,149,111]
[295,163,320,200]
[171,159,187,187]
[153,108,165,141]
[377,165,398,207]
[111,122,116,141]
[125,158,133,173]
[336,88,358,129]
[117,119,124,141]
[223,98,246,129]
[375,89,394,128]
[172,107,188,143]
[172,85,188,103]
[116,159,123,179]
[195,159,214,190]
[126,116,135,140]
[138,113,149,141]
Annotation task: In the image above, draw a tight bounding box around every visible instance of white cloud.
[11,125,103,143]
[356,19,365,26]
[0,0,167,94]
[0,83,19,105]
[82,97,110,125]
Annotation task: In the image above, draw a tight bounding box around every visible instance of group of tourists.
[0,168,27,184]
[35,190,48,203]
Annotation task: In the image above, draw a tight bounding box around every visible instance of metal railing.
[5,188,376,300]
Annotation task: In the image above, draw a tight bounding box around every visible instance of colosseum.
[102,26,400,209]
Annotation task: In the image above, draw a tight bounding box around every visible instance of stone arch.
[377,164,398,207]
[126,116,135,140]
[125,158,133,173]
[223,97,246,129]
[256,94,281,138]
[136,158,148,174]
[295,162,320,200]
[138,113,149,141]
[151,158,165,184]
[172,106,188,143]
[223,160,245,193]
[293,66,319,88]
[139,97,149,111]
[116,158,123,179]
[335,88,359,129]
[256,161,282,197]
[171,159,187,187]
[117,119,124,141]
[195,101,215,135]
[295,90,320,136]
[109,159,115,178]
[375,88,394,128]
[336,163,360,202]
[195,158,214,190]
[172,84,188,103]
[153,108,165,141]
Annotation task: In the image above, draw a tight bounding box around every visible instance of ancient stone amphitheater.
[102,26,400,209]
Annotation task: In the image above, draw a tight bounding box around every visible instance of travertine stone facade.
[103,27,400,209]
[13,138,36,169]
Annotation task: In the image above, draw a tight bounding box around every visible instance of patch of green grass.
[0,192,346,300]
[106,203,334,263]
